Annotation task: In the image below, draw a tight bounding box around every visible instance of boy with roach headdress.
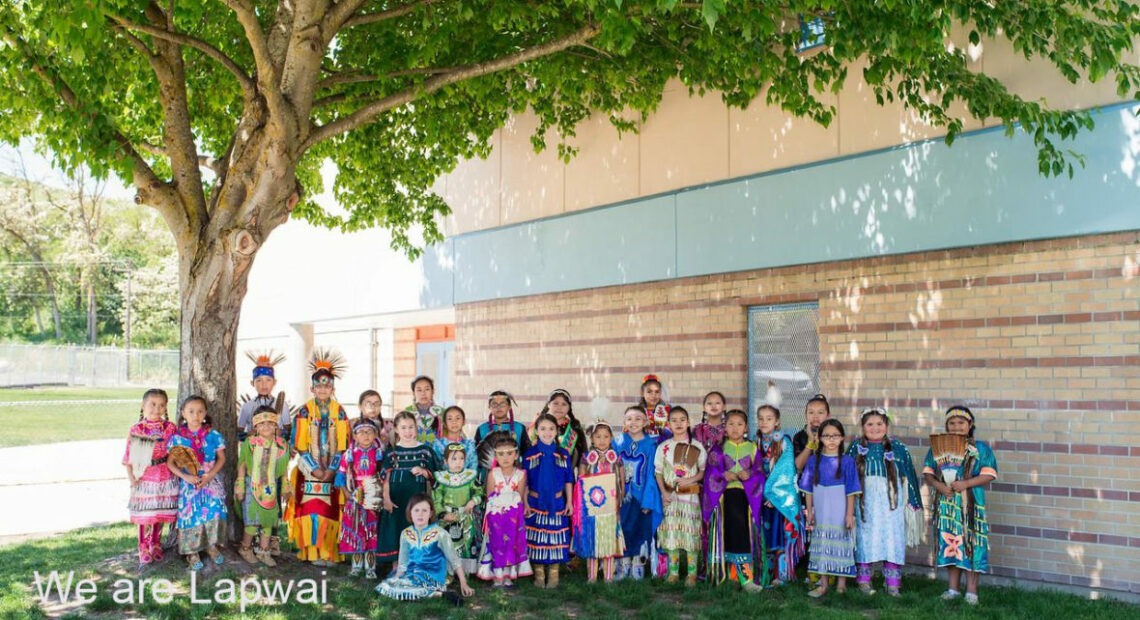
[285,347,351,566]
[237,350,291,442]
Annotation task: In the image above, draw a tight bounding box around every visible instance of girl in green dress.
[433,442,483,573]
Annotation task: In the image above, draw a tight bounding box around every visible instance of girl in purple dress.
[477,436,533,586]
[800,419,861,597]
[703,409,767,592]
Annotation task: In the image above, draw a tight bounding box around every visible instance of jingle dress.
[377,443,439,563]
[572,448,625,559]
[432,468,483,573]
[123,418,179,560]
[404,403,444,445]
[923,440,998,572]
[799,454,861,577]
[654,439,707,556]
[335,443,383,555]
[523,441,575,564]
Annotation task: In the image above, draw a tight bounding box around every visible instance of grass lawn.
[3,524,1135,619]
[0,387,176,448]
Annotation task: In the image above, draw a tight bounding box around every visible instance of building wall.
[392,327,418,411]
[452,230,1140,595]
[437,34,1136,237]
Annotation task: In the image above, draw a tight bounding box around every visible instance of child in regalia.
[638,374,672,438]
[527,389,587,469]
[336,418,384,578]
[477,436,533,586]
[756,402,805,585]
[433,443,483,574]
[359,390,394,449]
[922,405,998,606]
[613,405,663,580]
[573,419,625,583]
[376,494,474,600]
[654,406,707,585]
[523,413,576,589]
[703,409,766,592]
[286,348,351,566]
[167,396,228,571]
[474,390,530,479]
[378,411,440,568]
[800,419,861,597]
[404,375,444,444]
[434,405,478,473]
[236,406,291,566]
[848,408,923,596]
[122,388,178,565]
[237,350,291,442]
[692,390,727,578]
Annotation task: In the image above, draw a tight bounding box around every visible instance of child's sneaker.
[630,563,644,580]
[858,583,876,595]
[964,593,979,606]
[940,589,961,601]
[886,586,900,597]
[613,559,629,581]
[742,581,765,593]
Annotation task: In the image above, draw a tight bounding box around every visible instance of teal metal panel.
[450,195,676,303]
[677,104,1140,276]
[419,103,1140,305]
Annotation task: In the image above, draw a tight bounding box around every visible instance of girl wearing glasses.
[799,419,861,597]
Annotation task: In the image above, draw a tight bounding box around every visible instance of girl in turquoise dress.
[376,494,474,600]
[922,405,998,606]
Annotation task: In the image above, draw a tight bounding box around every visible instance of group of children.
[123,358,998,605]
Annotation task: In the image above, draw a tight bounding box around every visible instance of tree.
[2,0,1137,523]
[0,168,67,340]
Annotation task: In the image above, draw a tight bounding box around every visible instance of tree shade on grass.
[3,523,1136,619]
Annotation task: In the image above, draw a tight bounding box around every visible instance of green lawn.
[0,387,176,448]
[2,524,1134,619]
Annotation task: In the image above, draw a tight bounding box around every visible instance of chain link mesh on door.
[748,303,820,435]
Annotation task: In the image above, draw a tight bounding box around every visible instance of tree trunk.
[86,279,96,345]
[33,258,63,340]
[176,230,259,541]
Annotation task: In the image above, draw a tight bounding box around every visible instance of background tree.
[1,0,1137,522]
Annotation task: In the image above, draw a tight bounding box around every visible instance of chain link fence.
[748,302,821,433]
[0,342,178,387]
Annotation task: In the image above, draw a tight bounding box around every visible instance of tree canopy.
[2,1,1137,259]
[1,1,1137,503]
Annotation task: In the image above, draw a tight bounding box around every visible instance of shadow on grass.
[3,525,1137,619]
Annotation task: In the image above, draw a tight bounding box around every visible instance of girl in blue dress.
[376,494,474,600]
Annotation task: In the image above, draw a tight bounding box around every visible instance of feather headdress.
[308,347,346,381]
[246,349,286,379]
[762,380,783,409]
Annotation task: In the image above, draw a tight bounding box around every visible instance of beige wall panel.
[501,112,566,225]
[729,89,840,177]
[640,86,730,195]
[564,113,641,212]
[442,131,502,233]
[981,36,1136,127]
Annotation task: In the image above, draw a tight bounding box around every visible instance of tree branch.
[105,13,257,98]
[139,141,223,175]
[317,66,458,90]
[0,23,182,234]
[222,0,288,117]
[302,23,601,151]
[341,0,438,30]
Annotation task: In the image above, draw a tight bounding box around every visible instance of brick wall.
[392,327,418,412]
[451,230,1140,595]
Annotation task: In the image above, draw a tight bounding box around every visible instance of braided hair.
[854,409,899,522]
